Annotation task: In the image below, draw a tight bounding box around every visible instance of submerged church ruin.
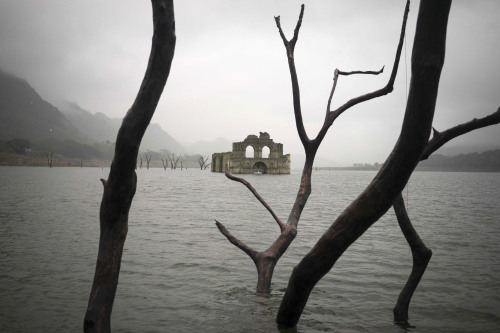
[211,132,290,174]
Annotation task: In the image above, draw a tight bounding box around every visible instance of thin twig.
[337,66,384,76]
[326,67,384,114]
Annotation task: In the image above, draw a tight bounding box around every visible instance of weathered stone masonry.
[211,132,291,174]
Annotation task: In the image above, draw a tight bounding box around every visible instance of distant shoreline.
[307,166,500,173]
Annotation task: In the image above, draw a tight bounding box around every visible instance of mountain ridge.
[0,69,185,154]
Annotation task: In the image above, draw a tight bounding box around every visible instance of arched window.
[246,145,254,158]
[262,146,270,158]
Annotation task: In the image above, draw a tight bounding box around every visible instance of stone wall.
[211,132,290,174]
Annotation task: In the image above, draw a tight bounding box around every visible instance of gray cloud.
[0,0,498,165]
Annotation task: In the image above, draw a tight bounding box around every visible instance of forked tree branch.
[225,166,285,232]
[277,0,451,326]
[325,0,410,127]
[421,107,500,160]
[275,4,304,57]
[392,106,500,323]
[274,5,309,147]
[326,67,385,114]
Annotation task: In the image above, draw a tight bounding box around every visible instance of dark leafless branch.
[421,107,500,160]
[215,219,258,259]
[225,165,285,232]
[277,0,450,326]
[337,66,385,76]
[392,107,500,323]
[324,0,410,127]
[274,4,309,147]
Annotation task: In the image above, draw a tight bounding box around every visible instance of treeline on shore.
[315,149,500,172]
[0,138,209,169]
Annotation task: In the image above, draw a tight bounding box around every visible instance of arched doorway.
[253,161,267,174]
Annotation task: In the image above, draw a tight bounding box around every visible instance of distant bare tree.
[161,155,168,170]
[139,155,143,169]
[167,153,181,169]
[145,154,152,169]
[83,1,176,332]
[46,152,54,168]
[198,155,211,170]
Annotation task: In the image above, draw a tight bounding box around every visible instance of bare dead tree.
[145,154,152,169]
[180,160,183,170]
[139,154,143,169]
[393,107,500,324]
[167,153,181,169]
[46,151,54,168]
[198,155,211,170]
[276,0,452,327]
[216,1,409,294]
[175,154,181,169]
[83,1,176,332]
[161,155,168,170]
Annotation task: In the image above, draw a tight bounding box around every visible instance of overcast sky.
[0,1,499,165]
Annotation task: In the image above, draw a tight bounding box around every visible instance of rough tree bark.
[393,107,500,324]
[276,0,451,327]
[83,1,176,332]
[216,1,410,294]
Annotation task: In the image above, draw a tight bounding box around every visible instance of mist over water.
[1,167,499,332]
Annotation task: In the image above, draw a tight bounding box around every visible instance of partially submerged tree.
[198,155,211,170]
[392,107,500,324]
[216,1,410,294]
[83,1,176,332]
[161,154,168,170]
[145,154,152,169]
[167,152,181,169]
[276,0,452,327]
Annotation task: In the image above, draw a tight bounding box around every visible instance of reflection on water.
[0,167,499,332]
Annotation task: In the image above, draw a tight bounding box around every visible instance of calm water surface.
[1,167,499,332]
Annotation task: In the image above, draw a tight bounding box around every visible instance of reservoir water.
[1,167,499,332]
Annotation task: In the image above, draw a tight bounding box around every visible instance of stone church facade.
[211,132,290,174]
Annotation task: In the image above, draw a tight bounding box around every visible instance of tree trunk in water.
[217,0,409,295]
[392,193,432,324]
[254,252,278,293]
[83,1,176,332]
[392,107,500,323]
[276,0,451,327]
